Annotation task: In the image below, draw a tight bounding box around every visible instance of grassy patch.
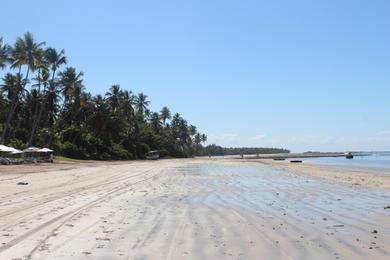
[54,156,86,163]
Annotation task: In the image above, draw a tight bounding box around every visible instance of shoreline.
[240,158,390,190]
[1,157,389,189]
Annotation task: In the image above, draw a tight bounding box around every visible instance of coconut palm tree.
[28,48,67,145]
[135,93,150,116]
[27,67,50,145]
[40,69,59,127]
[87,94,110,136]
[10,32,45,77]
[160,106,171,125]
[105,84,122,113]
[58,67,84,108]
[46,48,67,76]
[149,112,162,133]
[120,90,135,120]
[194,133,202,145]
[0,73,22,101]
[189,125,197,136]
[201,134,207,143]
[28,49,48,120]
[69,83,86,125]
[0,37,10,70]
[1,32,45,143]
[55,67,84,130]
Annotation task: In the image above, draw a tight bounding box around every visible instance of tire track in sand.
[0,167,160,257]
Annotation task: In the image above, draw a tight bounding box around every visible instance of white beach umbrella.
[23,147,40,153]
[8,147,22,153]
[10,149,23,154]
[0,145,14,152]
[38,148,54,153]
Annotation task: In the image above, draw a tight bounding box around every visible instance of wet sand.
[0,159,389,259]
[254,159,390,189]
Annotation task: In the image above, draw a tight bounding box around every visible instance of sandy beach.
[0,158,389,260]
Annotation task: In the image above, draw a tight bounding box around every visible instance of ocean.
[305,152,390,171]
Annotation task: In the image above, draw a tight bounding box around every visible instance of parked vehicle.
[146,150,160,160]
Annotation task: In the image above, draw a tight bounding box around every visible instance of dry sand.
[0,158,389,259]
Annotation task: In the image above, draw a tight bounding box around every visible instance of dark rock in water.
[333,225,344,228]
[17,182,28,185]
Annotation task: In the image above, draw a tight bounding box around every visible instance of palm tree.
[58,67,84,107]
[10,32,45,76]
[189,125,197,136]
[120,90,135,119]
[1,32,45,143]
[46,48,67,75]
[194,133,202,145]
[105,84,122,113]
[54,67,84,132]
[28,48,67,145]
[0,73,22,102]
[149,112,161,133]
[0,37,10,70]
[160,106,171,124]
[87,94,110,136]
[201,134,207,143]
[1,33,208,158]
[69,83,86,125]
[135,93,150,116]
[40,69,59,127]
[178,118,190,144]
[27,67,50,145]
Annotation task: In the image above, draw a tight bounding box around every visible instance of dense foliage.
[0,33,208,159]
[197,145,290,156]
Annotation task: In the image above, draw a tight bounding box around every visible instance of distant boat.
[146,150,160,160]
[290,160,303,163]
[345,152,354,159]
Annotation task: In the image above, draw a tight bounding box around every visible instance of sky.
[1,0,389,152]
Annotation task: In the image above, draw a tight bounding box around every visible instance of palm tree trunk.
[28,96,46,145]
[1,66,29,144]
[27,68,42,146]
[28,69,56,146]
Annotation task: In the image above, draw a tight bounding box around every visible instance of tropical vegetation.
[0,33,208,159]
[198,145,289,156]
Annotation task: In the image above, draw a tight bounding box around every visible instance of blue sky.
[1,0,389,151]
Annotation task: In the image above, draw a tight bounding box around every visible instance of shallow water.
[303,152,390,173]
[305,153,390,168]
[187,163,390,235]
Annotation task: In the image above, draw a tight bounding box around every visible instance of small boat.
[146,150,160,160]
[290,160,303,163]
[273,158,286,161]
[345,152,354,159]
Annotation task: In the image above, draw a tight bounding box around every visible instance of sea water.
[305,152,390,171]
